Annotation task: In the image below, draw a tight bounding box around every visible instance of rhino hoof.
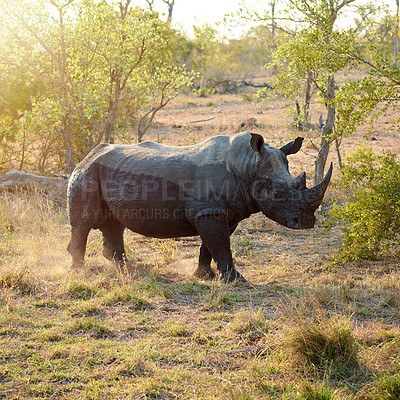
[222,270,246,284]
[193,268,216,281]
[70,262,84,270]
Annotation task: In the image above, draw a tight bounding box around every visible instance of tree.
[334,41,400,142]
[0,0,193,173]
[144,0,175,22]
[181,25,273,90]
[263,0,359,185]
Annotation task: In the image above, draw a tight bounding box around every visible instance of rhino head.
[249,133,332,229]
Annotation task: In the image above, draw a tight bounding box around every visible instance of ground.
[0,86,399,399]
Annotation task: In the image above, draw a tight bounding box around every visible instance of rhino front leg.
[194,216,244,283]
[193,243,216,280]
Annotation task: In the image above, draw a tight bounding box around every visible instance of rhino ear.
[250,133,266,156]
[280,137,304,156]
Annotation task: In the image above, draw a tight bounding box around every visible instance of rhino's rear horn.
[305,163,333,210]
[293,171,306,190]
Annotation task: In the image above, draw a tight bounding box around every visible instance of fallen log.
[243,80,273,89]
[0,169,68,199]
[191,116,214,123]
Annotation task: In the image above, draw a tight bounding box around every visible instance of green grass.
[1,191,400,399]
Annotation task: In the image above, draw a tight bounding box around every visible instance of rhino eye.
[273,190,285,200]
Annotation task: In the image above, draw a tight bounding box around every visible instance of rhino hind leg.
[194,216,244,283]
[99,219,126,264]
[67,225,92,269]
[193,243,216,280]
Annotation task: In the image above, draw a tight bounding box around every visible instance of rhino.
[67,132,332,282]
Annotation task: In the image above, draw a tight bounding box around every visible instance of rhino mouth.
[286,214,316,229]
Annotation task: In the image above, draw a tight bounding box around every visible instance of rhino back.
[109,136,229,174]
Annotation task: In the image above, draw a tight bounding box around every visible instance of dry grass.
[1,90,400,398]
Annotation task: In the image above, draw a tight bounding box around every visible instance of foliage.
[193,87,215,97]
[257,0,360,184]
[0,0,193,172]
[184,24,270,89]
[255,0,399,185]
[335,45,400,140]
[328,147,400,262]
[353,8,397,61]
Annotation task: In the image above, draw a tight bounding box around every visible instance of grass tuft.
[65,317,111,338]
[281,297,361,378]
[115,357,153,377]
[297,379,338,400]
[230,307,269,341]
[0,267,41,295]
[102,284,150,309]
[64,275,100,299]
[41,328,65,342]
[201,282,243,310]
[372,374,400,400]
[162,322,192,337]
[69,298,103,316]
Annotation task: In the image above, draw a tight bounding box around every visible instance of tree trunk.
[396,0,399,66]
[295,71,312,131]
[165,0,175,22]
[271,0,276,51]
[314,75,335,185]
[64,124,75,173]
[303,70,312,128]
[314,132,330,186]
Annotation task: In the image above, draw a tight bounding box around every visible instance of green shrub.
[193,87,214,97]
[328,147,400,262]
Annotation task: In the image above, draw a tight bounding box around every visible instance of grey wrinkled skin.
[67,131,332,283]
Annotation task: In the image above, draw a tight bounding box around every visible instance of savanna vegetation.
[1,0,400,398]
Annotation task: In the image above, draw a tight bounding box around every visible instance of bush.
[328,147,400,262]
[193,87,215,97]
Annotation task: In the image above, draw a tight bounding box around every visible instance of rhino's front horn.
[305,163,333,210]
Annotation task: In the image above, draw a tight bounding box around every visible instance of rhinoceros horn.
[304,163,333,211]
[293,171,306,190]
